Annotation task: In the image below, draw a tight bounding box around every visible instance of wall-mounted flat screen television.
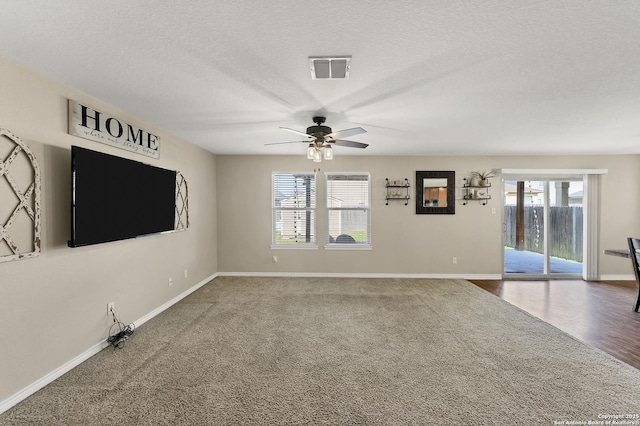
[69,146,176,247]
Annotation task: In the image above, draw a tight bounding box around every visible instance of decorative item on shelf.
[462,177,492,206]
[385,178,410,205]
[471,170,497,187]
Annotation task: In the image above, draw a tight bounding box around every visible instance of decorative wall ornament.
[68,99,161,159]
[416,170,455,215]
[0,128,41,262]
[175,172,189,231]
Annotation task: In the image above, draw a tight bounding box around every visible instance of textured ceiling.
[1,1,639,156]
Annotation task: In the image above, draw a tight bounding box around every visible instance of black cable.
[106,307,135,349]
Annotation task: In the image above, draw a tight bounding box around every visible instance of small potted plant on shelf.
[471,170,496,186]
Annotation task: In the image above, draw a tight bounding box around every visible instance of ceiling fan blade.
[332,139,369,149]
[264,140,310,146]
[325,127,366,140]
[279,127,312,139]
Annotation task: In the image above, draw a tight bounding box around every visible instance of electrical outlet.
[184,269,188,279]
[452,257,457,264]
[168,277,173,287]
[273,255,278,263]
[107,301,114,314]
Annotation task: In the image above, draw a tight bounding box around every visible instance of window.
[326,173,371,248]
[272,173,316,248]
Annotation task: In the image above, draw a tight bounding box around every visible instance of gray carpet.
[2,277,640,425]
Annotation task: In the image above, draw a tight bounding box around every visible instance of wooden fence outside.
[504,206,583,262]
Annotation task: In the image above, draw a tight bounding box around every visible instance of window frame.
[324,172,372,250]
[271,172,318,250]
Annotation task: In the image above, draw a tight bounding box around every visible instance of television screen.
[69,146,176,247]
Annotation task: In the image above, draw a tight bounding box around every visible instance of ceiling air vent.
[309,56,351,79]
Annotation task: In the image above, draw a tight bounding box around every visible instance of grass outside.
[341,230,368,243]
[274,231,314,244]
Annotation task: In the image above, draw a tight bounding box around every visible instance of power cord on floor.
[106,306,135,350]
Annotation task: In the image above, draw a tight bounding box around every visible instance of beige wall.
[216,155,640,277]
[0,56,217,402]
[3,50,640,409]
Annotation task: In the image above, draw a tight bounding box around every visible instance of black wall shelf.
[462,178,492,205]
[385,178,410,205]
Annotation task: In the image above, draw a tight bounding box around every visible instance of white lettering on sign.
[68,100,160,159]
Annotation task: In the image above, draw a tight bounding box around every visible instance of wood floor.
[469,279,640,370]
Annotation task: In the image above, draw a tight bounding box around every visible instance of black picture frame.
[416,171,455,215]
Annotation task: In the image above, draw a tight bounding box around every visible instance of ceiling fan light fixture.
[267,117,367,162]
[323,145,333,160]
[309,56,351,79]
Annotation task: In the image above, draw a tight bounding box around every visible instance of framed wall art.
[416,170,455,215]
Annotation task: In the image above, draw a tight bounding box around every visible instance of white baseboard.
[0,272,219,416]
[217,271,503,280]
[598,274,635,281]
[0,340,110,416]
[134,272,218,328]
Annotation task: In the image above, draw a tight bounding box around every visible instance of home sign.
[68,100,160,159]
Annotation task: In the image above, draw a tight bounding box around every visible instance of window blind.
[326,173,371,246]
[272,173,316,246]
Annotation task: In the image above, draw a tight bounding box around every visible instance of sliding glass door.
[548,180,583,274]
[504,180,545,275]
[503,178,583,278]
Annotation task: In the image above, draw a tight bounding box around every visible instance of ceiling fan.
[265,116,368,161]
